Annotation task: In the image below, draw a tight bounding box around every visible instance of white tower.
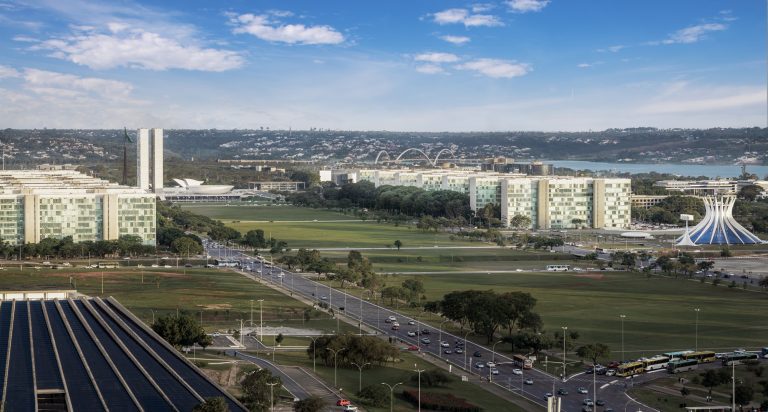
[136,128,164,193]
[151,128,164,192]
[136,128,151,190]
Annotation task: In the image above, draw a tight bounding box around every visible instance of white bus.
[546,265,571,272]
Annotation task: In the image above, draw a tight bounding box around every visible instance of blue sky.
[0,0,764,131]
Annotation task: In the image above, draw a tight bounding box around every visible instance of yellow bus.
[681,351,716,364]
[616,361,645,377]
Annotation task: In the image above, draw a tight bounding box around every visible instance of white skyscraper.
[136,128,151,190]
[151,128,164,192]
[136,128,164,193]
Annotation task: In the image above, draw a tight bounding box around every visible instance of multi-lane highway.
[206,242,659,411]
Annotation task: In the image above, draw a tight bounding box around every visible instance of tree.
[151,311,209,349]
[734,385,754,406]
[680,386,690,403]
[721,247,733,258]
[171,236,204,256]
[738,184,763,202]
[276,333,284,346]
[393,239,402,251]
[358,384,389,407]
[243,229,267,248]
[241,369,282,411]
[510,214,532,230]
[193,397,228,412]
[412,369,452,387]
[697,260,715,272]
[401,279,425,302]
[576,343,611,367]
[293,396,326,412]
[701,369,722,396]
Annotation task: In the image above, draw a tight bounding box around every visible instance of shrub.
[358,385,388,407]
[401,390,481,412]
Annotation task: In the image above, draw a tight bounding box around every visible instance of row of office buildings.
[322,169,632,230]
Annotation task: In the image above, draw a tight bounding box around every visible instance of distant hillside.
[0,127,765,167]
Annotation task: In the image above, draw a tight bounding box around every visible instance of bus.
[722,353,759,366]
[641,356,670,372]
[663,350,693,360]
[546,265,570,272]
[667,359,698,374]
[513,354,533,369]
[681,351,717,364]
[616,362,645,377]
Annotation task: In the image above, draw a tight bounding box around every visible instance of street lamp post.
[694,308,700,352]
[258,299,264,343]
[380,382,403,412]
[561,326,568,382]
[620,314,626,361]
[326,347,346,388]
[491,340,502,383]
[438,319,450,359]
[351,362,370,393]
[414,365,425,411]
[267,381,279,412]
[309,336,318,372]
[250,299,254,327]
[464,331,471,371]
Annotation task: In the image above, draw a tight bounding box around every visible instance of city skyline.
[0,0,765,131]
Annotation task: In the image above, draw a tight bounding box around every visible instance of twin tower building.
[136,128,164,193]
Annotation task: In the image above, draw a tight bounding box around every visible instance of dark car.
[557,388,568,396]
[473,351,482,357]
[596,400,606,406]
[421,329,431,335]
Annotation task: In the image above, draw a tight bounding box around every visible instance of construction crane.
[122,127,133,185]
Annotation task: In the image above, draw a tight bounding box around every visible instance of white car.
[407,331,416,337]
[512,368,523,375]
[486,362,496,368]
[387,316,397,322]
[440,341,450,348]
[491,368,500,375]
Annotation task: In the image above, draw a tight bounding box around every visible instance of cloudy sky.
[0,0,764,131]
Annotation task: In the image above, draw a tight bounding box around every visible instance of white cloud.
[506,0,550,13]
[35,24,244,71]
[662,23,727,44]
[0,65,20,79]
[416,64,444,74]
[440,35,471,45]
[23,68,133,98]
[12,35,38,43]
[414,52,460,63]
[471,3,495,13]
[432,8,503,27]
[637,87,763,114]
[456,58,531,78]
[230,13,344,45]
[577,61,603,68]
[597,45,624,53]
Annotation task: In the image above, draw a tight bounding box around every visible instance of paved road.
[206,242,668,411]
[232,351,310,401]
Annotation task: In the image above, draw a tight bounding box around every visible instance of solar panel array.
[0,297,245,412]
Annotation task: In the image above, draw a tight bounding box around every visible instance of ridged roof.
[0,296,245,411]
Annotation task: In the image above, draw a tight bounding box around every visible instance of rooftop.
[0,296,245,411]
[0,170,149,195]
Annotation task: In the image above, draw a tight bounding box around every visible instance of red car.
[407,345,419,351]
[336,399,351,406]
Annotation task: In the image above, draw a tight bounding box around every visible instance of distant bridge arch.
[373,147,460,166]
[433,149,456,165]
[395,148,431,164]
[374,151,391,164]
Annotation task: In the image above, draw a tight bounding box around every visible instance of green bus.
[722,352,759,366]
[667,359,698,374]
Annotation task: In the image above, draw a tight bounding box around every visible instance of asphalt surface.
[205,242,761,412]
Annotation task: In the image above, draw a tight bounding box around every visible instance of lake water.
[549,160,768,178]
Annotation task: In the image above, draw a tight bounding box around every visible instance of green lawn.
[227,220,480,249]
[0,267,354,333]
[181,204,360,221]
[266,350,532,412]
[335,271,768,358]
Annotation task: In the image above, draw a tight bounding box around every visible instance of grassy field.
[0,267,357,334]
[181,204,360,222]
[341,270,768,357]
[227,220,480,249]
[266,350,532,412]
